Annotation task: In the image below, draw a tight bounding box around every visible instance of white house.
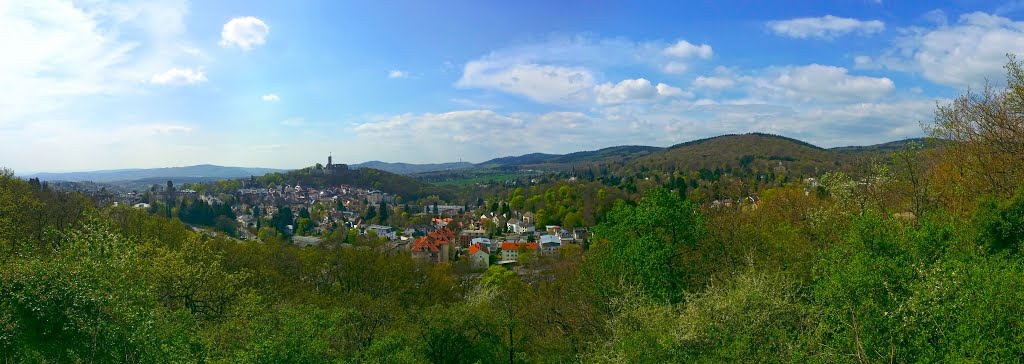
[539,234,562,254]
[507,219,536,234]
[366,225,397,240]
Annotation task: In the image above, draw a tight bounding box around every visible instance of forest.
[3,60,1024,363]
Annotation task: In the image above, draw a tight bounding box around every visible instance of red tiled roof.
[468,242,488,255]
[500,242,538,251]
[411,236,440,253]
[414,227,454,251]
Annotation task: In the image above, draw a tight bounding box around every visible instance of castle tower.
[328,155,333,168]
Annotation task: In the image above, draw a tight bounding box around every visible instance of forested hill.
[626,133,841,176]
[478,146,662,169]
[410,133,941,184]
[257,166,455,201]
[830,137,933,154]
[350,161,474,174]
[469,133,940,176]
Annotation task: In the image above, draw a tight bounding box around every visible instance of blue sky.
[4,0,1024,172]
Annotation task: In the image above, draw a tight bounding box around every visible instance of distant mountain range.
[22,134,938,186]
[25,164,285,183]
[350,161,474,174]
[409,134,940,184]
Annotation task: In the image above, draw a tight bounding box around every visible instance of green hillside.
[626,133,840,176]
[259,166,455,201]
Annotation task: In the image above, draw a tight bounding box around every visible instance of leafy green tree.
[584,187,705,303]
[480,266,535,364]
[974,188,1024,253]
[365,205,377,223]
[379,200,389,224]
[1,219,202,363]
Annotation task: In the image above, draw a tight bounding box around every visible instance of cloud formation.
[151,68,207,85]
[663,40,714,58]
[262,94,280,102]
[0,0,195,124]
[692,75,735,89]
[388,70,408,79]
[457,62,596,104]
[768,15,884,39]
[762,64,894,102]
[875,12,1024,87]
[220,16,269,50]
[595,78,686,104]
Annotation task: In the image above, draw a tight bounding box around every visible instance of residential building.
[458,229,488,246]
[507,219,536,234]
[366,224,397,240]
[468,242,490,271]
[539,234,562,254]
[411,228,454,264]
[500,241,538,262]
[470,237,493,251]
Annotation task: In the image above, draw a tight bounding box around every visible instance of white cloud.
[595,78,658,104]
[151,67,206,85]
[219,16,269,50]
[922,9,948,26]
[457,36,716,95]
[262,93,280,102]
[853,55,873,68]
[388,70,408,79]
[663,40,714,58]
[0,0,196,124]
[756,64,894,102]
[351,109,642,161]
[595,78,685,104]
[659,40,713,74]
[692,76,736,89]
[767,15,884,39]
[457,62,596,104]
[662,61,688,74]
[876,12,1024,87]
[0,119,197,172]
[356,110,522,136]
[656,83,685,97]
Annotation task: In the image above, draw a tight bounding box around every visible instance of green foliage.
[586,187,705,303]
[588,269,810,363]
[1,219,202,363]
[808,211,1024,362]
[974,188,1024,253]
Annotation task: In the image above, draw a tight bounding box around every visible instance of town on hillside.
[65,156,611,273]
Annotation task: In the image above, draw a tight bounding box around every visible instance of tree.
[974,188,1024,253]
[480,266,535,364]
[270,207,295,236]
[584,187,705,303]
[928,55,1024,206]
[892,141,936,221]
[379,200,389,225]
[165,180,175,218]
[365,206,377,223]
